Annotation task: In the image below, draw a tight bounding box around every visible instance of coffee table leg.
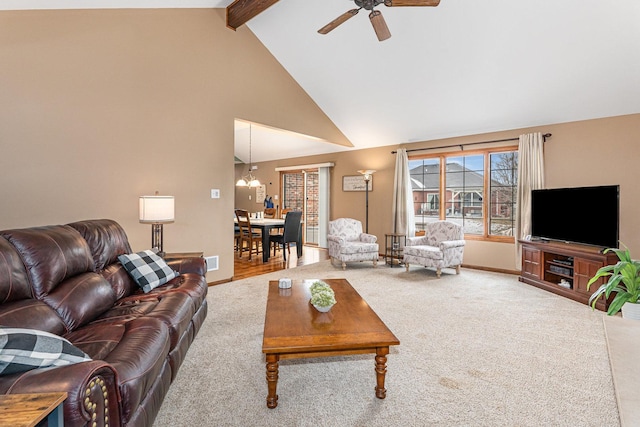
[266,354,279,408]
[374,347,389,399]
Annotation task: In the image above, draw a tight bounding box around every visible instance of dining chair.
[269,211,302,261]
[234,223,241,252]
[235,209,262,260]
[280,208,291,219]
[263,208,277,219]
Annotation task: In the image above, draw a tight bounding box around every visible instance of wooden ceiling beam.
[226,0,280,30]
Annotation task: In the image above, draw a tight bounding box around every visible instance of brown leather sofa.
[0,219,208,427]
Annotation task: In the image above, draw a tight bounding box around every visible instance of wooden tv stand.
[519,239,618,311]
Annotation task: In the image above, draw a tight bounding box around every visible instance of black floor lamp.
[358,169,375,233]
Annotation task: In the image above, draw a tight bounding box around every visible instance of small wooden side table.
[0,392,67,427]
[163,252,204,262]
[384,233,406,267]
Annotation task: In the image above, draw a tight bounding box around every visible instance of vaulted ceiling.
[5,1,640,162]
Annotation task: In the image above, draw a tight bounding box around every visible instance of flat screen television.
[531,185,619,249]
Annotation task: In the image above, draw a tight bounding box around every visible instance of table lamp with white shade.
[139,192,174,256]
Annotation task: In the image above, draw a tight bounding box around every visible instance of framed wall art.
[342,175,372,192]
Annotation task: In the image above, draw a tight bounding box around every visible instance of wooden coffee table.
[262,278,400,408]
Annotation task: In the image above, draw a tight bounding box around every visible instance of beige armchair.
[403,220,465,277]
[327,218,379,270]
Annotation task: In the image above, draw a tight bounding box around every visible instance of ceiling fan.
[319,0,441,42]
[226,0,440,42]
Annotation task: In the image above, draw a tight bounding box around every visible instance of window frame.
[409,145,518,243]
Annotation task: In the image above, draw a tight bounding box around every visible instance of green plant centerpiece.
[587,246,640,317]
[309,280,336,312]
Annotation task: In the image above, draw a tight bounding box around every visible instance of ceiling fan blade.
[369,10,391,42]
[384,0,441,6]
[318,9,360,35]
[226,0,280,30]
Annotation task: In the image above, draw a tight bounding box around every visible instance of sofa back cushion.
[68,219,132,271]
[0,225,116,332]
[0,225,95,298]
[0,236,31,303]
[0,300,67,335]
[100,263,139,300]
[0,236,68,334]
[45,272,117,331]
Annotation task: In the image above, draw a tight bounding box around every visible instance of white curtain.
[392,149,415,239]
[515,132,545,268]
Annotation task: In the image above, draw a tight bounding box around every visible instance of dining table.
[236,217,303,262]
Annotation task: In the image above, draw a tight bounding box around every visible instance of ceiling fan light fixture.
[369,10,391,41]
[236,123,261,188]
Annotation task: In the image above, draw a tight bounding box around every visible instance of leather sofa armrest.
[2,360,121,427]
[166,257,206,276]
[440,239,466,250]
[359,233,377,243]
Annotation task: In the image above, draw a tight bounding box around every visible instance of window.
[281,170,320,245]
[282,172,305,212]
[410,158,440,226]
[489,152,518,237]
[409,147,518,240]
[445,154,484,234]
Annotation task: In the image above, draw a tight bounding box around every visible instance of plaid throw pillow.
[118,249,179,293]
[0,327,92,376]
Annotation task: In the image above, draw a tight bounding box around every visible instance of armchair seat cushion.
[404,245,444,261]
[339,241,379,255]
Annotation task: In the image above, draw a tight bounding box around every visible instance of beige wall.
[0,9,349,281]
[2,9,637,280]
[238,114,640,273]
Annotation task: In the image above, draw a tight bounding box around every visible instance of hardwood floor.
[233,244,329,281]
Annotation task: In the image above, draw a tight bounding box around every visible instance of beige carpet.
[154,262,619,427]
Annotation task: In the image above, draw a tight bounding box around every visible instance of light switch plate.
[211,189,220,199]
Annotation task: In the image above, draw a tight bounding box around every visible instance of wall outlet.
[211,189,220,199]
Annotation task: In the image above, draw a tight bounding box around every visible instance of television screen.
[531,185,619,249]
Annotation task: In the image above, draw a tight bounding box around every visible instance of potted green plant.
[309,280,336,312]
[587,246,640,319]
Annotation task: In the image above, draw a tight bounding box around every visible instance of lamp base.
[151,223,164,255]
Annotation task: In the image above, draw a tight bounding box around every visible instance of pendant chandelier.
[236,123,261,188]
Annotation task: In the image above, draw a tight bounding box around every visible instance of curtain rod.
[391,133,552,154]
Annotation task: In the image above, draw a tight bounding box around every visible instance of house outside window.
[410,158,440,224]
[445,155,484,234]
[409,147,518,240]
